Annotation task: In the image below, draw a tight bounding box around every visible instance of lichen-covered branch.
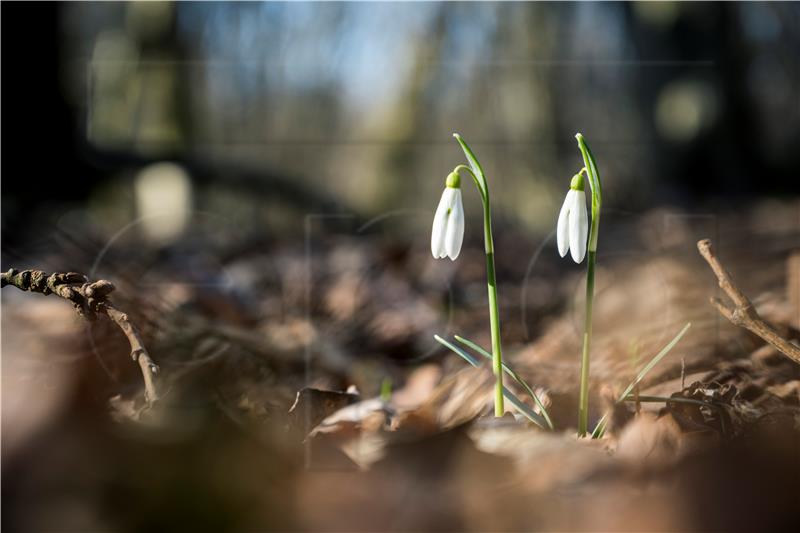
[697,239,800,365]
[1,268,160,403]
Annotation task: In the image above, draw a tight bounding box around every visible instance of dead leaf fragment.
[287,387,359,436]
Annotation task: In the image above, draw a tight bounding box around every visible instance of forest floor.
[2,201,799,532]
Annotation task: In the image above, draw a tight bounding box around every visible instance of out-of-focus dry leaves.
[263,318,316,352]
[6,207,800,532]
[641,372,707,401]
[470,422,612,490]
[750,342,789,366]
[304,432,362,470]
[390,363,441,410]
[615,412,684,467]
[324,272,365,321]
[517,256,720,388]
[668,381,753,436]
[392,366,493,435]
[766,380,800,404]
[366,302,437,345]
[1,298,80,455]
[287,387,359,436]
[296,422,512,531]
[310,398,388,436]
[108,394,149,423]
[308,399,390,469]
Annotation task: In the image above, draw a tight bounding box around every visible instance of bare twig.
[697,239,800,365]
[1,268,160,402]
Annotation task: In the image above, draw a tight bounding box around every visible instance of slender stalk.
[575,133,602,436]
[486,250,504,417]
[454,168,504,416]
[477,170,505,417]
[578,250,596,435]
[452,134,505,417]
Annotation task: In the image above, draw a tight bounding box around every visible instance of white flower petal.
[431,189,450,258]
[445,189,464,260]
[556,190,573,258]
[577,191,589,257]
[569,189,588,263]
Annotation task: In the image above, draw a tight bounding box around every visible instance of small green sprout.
[591,322,692,438]
[380,376,392,403]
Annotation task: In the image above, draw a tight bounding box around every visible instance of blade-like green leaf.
[453,133,487,198]
[500,385,549,428]
[455,334,554,430]
[590,322,692,439]
[434,334,480,367]
[434,335,548,428]
[623,394,715,408]
[617,322,691,401]
[591,413,608,439]
[575,133,602,204]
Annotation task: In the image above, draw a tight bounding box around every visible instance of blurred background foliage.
[2,1,799,251]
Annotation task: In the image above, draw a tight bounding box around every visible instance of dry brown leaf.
[615,412,683,467]
[287,387,359,436]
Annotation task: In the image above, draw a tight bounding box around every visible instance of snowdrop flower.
[431,171,465,260]
[556,172,588,263]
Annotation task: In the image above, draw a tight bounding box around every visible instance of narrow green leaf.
[500,385,549,428]
[455,335,554,430]
[453,334,493,359]
[434,335,481,367]
[591,414,608,439]
[380,376,393,403]
[434,335,548,428]
[617,322,691,401]
[575,133,602,204]
[452,133,487,197]
[590,322,692,439]
[623,395,716,408]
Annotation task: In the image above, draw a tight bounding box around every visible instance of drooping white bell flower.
[431,171,465,261]
[556,174,588,263]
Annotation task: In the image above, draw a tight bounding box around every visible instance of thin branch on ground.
[697,239,800,365]
[1,268,160,403]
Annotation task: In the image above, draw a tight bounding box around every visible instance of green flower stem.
[452,163,504,417]
[477,173,504,417]
[452,134,505,417]
[578,250,596,436]
[575,133,602,437]
[485,250,504,417]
